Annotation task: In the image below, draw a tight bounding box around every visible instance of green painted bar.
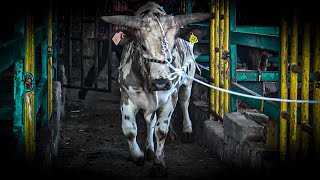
[35,80,47,114]
[40,39,48,127]
[0,37,25,73]
[196,55,209,62]
[13,59,24,134]
[231,82,280,121]
[230,0,236,31]
[230,44,237,112]
[234,26,279,36]
[34,26,47,48]
[230,31,280,52]
[238,81,264,95]
[237,71,279,82]
[237,71,314,82]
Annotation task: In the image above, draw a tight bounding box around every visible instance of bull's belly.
[124,86,175,112]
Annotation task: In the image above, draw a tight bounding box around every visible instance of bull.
[101,2,212,176]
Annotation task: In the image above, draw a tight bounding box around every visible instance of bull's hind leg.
[143,111,156,161]
[151,93,178,177]
[178,84,194,143]
[121,97,144,165]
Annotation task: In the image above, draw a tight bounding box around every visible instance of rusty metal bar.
[313,22,320,156]
[209,0,216,120]
[24,12,35,161]
[219,0,224,117]
[280,16,289,160]
[289,13,299,160]
[214,0,220,116]
[223,0,230,114]
[48,0,53,121]
[301,21,311,158]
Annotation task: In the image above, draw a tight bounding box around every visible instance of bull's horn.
[174,13,213,28]
[101,16,143,29]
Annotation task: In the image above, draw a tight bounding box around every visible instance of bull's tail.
[169,123,177,141]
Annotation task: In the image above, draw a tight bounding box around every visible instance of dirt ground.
[56,81,232,179]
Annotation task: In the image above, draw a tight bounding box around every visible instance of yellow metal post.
[24,13,35,161]
[214,0,220,115]
[289,14,298,160]
[219,0,224,117]
[223,0,229,114]
[210,0,216,120]
[313,22,320,157]
[280,17,288,160]
[48,0,53,120]
[301,21,310,158]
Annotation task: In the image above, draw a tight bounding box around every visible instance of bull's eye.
[141,44,147,51]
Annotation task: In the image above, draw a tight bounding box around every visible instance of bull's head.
[101,4,212,91]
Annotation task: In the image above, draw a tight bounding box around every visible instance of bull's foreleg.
[178,84,194,143]
[121,98,144,165]
[151,93,178,177]
[144,111,157,161]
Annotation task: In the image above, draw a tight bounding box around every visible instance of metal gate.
[57,0,114,98]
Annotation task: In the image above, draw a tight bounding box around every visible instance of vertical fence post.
[223,0,229,114]
[24,12,35,161]
[14,59,24,158]
[48,0,53,121]
[301,21,310,158]
[313,23,320,158]
[229,0,237,112]
[214,0,220,115]
[219,0,224,117]
[280,17,289,161]
[209,0,216,120]
[289,13,299,160]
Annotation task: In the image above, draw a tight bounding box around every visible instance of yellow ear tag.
[189,32,198,45]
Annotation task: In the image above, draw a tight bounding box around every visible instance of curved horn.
[174,13,213,28]
[101,16,143,29]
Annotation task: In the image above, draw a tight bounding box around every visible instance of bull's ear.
[111,29,136,46]
[178,27,207,43]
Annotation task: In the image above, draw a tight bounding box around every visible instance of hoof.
[144,148,155,161]
[129,156,145,166]
[151,163,167,177]
[181,132,195,143]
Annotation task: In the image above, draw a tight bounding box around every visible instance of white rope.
[154,16,319,104]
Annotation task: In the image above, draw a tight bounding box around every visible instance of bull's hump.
[135,2,166,17]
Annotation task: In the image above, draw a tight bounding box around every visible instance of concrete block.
[202,120,224,159]
[224,112,264,143]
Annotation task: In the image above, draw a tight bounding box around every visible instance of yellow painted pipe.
[289,14,299,160]
[301,21,310,158]
[24,13,35,161]
[223,0,229,114]
[280,17,288,161]
[209,0,216,120]
[214,0,220,115]
[48,0,53,121]
[313,22,320,156]
[219,0,224,117]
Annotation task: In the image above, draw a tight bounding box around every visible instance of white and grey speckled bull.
[101,2,211,176]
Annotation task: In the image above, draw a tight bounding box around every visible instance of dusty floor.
[56,81,232,179]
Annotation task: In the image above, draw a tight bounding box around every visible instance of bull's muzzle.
[151,78,171,91]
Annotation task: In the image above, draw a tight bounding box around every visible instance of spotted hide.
[101,2,212,176]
